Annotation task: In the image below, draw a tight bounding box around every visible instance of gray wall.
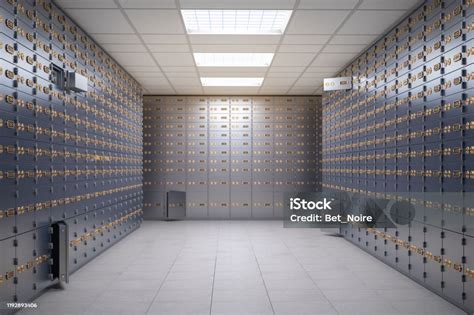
[144,96,322,219]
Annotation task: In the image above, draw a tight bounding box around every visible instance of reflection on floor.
[21,221,466,315]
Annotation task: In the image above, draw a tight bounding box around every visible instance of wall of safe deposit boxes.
[323,0,474,311]
[0,0,143,305]
[144,96,321,219]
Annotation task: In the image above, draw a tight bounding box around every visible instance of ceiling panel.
[109,52,156,66]
[153,53,195,66]
[328,34,378,45]
[101,44,148,52]
[338,10,406,35]
[142,35,188,44]
[294,77,324,87]
[298,0,358,9]
[286,10,350,34]
[55,0,418,95]
[323,44,366,53]
[125,10,185,33]
[55,0,117,9]
[359,0,421,10]
[165,72,199,78]
[64,9,134,33]
[91,34,141,44]
[310,53,356,67]
[167,77,202,86]
[263,77,298,86]
[281,35,330,44]
[278,45,323,53]
[123,65,161,72]
[119,0,176,8]
[267,66,306,73]
[147,44,190,52]
[271,53,316,67]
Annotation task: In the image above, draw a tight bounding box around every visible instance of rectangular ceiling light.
[181,10,292,35]
[200,77,264,86]
[194,53,274,67]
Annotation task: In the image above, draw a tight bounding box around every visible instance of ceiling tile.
[329,34,378,45]
[153,53,195,66]
[101,44,147,52]
[267,72,301,78]
[147,44,190,52]
[338,10,406,35]
[129,72,164,78]
[64,9,134,33]
[135,77,170,86]
[168,77,201,86]
[298,0,358,9]
[173,88,203,94]
[300,72,333,78]
[192,45,277,53]
[189,35,281,45]
[288,88,316,95]
[142,35,188,44]
[123,65,161,72]
[306,66,341,73]
[267,66,306,73]
[281,35,330,44]
[286,10,350,34]
[263,77,298,86]
[91,34,141,44]
[359,0,420,10]
[125,10,185,33]
[294,77,324,86]
[179,0,296,9]
[55,0,117,8]
[323,44,366,53]
[110,52,156,66]
[278,45,323,53]
[271,53,316,67]
[310,53,355,67]
[162,66,196,72]
[165,72,198,78]
[144,88,175,95]
[118,0,176,8]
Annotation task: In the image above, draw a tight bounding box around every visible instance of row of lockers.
[0,0,143,309]
[324,0,474,312]
[144,96,321,219]
[341,222,474,311]
[144,190,317,219]
[324,0,473,101]
[0,204,142,304]
[0,0,142,107]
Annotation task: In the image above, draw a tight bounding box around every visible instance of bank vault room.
[0,0,473,314]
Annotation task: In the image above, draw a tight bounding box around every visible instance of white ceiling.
[56,0,422,95]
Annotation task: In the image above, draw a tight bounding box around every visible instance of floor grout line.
[245,223,276,315]
[145,238,187,314]
[209,221,220,315]
[279,232,340,314]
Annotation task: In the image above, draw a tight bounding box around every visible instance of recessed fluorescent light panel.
[181,10,292,35]
[200,77,264,87]
[194,53,274,67]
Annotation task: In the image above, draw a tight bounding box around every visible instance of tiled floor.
[21,221,466,315]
